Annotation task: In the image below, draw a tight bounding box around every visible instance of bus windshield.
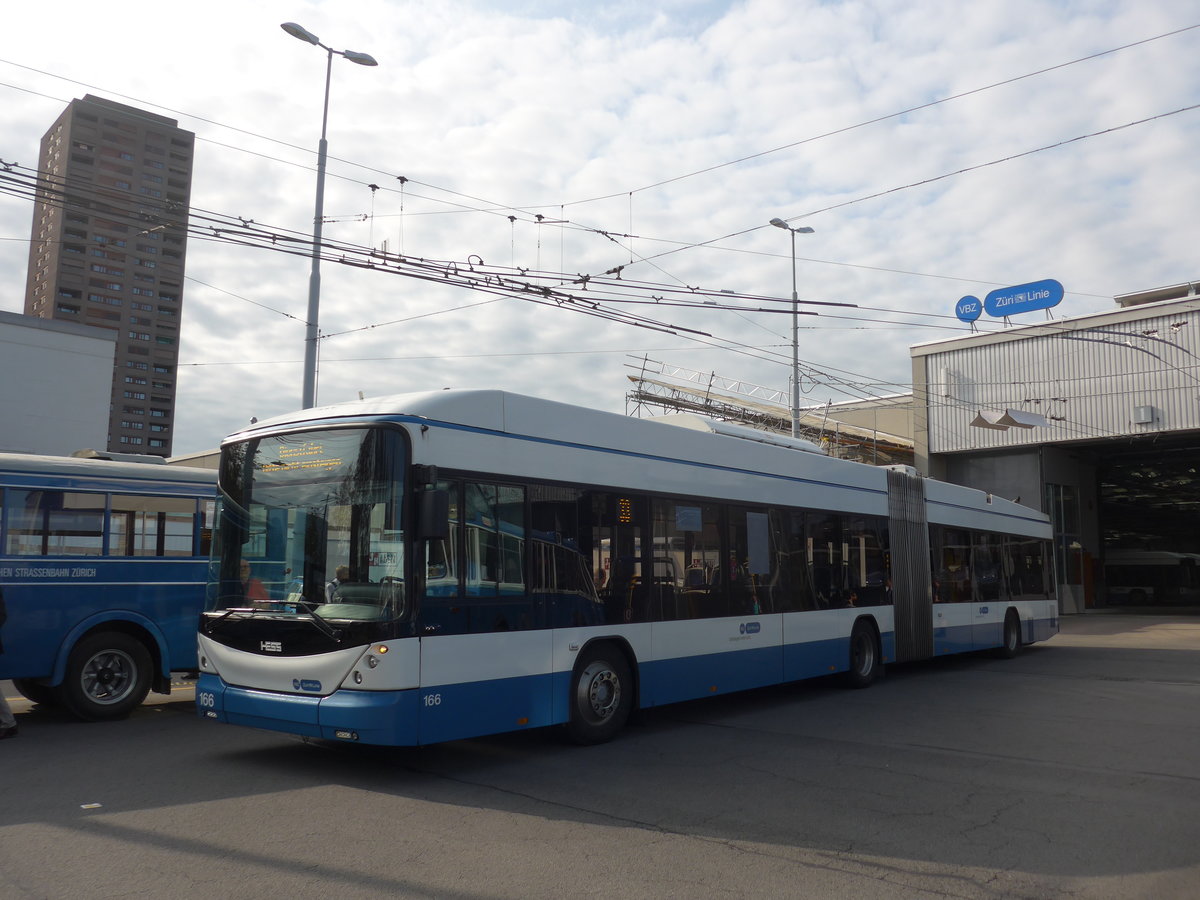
[207,427,407,624]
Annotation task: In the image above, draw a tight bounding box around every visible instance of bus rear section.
[0,452,215,720]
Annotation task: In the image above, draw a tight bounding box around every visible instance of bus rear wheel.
[60,632,152,721]
[997,611,1022,659]
[844,621,879,689]
[564,644,633,745]
[12,678,60,707]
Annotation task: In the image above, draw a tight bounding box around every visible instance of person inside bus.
[240,560,269,605]
[326,565,351,603]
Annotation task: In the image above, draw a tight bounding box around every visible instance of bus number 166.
[423,693,442,707]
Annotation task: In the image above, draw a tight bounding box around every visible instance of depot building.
[909,280,1200,614]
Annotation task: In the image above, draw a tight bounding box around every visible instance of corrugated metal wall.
[923,308,1200,454]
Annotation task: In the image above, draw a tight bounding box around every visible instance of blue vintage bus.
[196,390,1057,746]
[0,453,216,720]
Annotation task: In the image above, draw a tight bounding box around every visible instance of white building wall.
[0,310,116,455]
[914,299,1200,455]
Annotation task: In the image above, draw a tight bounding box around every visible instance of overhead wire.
[4,151,1191,362]
[556,23,1200,208]
[611,101,1200,273]
[6,57,1200,412]
[10,151,1192,412]
[2,159,721,342]
[5,22,1197,300]
[4,32,1197,439]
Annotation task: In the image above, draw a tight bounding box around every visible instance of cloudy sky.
[2,0,1198,455]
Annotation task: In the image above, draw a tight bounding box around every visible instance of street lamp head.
[281,22,320,45]
[770,217,815,234]
[342,49,379,66]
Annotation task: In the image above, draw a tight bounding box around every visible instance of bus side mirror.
[418,488,450,541]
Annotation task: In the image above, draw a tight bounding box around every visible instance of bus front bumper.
[195,673,420,746]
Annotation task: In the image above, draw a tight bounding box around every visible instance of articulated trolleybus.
[0,452,215,720]
[197,390,1057,746]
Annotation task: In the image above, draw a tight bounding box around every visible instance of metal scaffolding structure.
[624,356,913,466]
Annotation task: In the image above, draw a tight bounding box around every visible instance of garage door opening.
[1100,438,1200,608]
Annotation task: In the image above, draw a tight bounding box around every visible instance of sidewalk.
[1053,611,1200,649]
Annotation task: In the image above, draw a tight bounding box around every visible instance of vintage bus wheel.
[565,644,633,745]
[997,611,1022,659]
[60,632,152,721]
[12,678,60,707]
[844,621,879,689]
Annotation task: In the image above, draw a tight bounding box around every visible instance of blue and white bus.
[196,390,1057,746]
[0,453,216,720]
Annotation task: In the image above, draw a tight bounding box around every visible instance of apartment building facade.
[23,94,193,457]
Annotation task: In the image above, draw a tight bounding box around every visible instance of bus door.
[417,479,553,744]
[586,493,648,625]
[971,533,1006,649]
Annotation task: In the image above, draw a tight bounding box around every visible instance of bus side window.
[4,489,104,556]
[653,499,720,620]
[109,494,197,557]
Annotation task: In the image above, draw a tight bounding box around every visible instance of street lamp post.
[281,22,378,409]
[769,217,815,438]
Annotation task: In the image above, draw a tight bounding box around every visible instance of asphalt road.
[2,613,1198,899]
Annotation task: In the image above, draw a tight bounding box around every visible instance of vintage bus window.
[199,499,215,556]
[4,489,105,556]
[108,494,197,557]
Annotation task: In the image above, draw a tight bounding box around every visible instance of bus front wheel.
[60,632,152,721]
[565,644,633,745]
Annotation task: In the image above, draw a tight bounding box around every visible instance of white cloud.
[1,0,1198,455]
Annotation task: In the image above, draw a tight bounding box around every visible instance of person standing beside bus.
[0,590,17,739]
